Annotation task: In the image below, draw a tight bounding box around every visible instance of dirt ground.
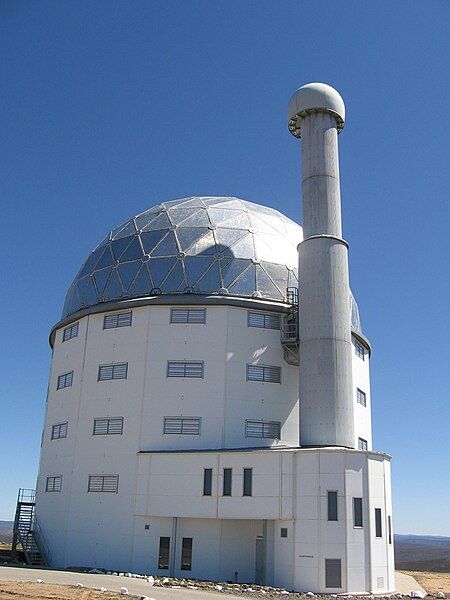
[0,581,129,600]
[400,571,450,595]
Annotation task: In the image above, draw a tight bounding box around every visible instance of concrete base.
[395,571,427,596]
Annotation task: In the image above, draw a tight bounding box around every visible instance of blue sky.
[0,1,448,535]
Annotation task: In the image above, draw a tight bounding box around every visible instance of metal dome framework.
[62,197,302,319]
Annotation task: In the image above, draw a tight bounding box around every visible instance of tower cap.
[288,82,345,138]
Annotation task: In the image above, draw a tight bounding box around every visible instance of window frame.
[180,537,193,571]
[87,474,119,493]
[280,527,288,538]
[163,417,201,435]
[93,417,124,436]
[203,468,212,496]
[97,363,128,381]
[246,364,281,384]
[45,475,62,493]
[166,361,204,378]
[247,311,280,330]
[353,497,363,528]
[170,307,206,324]
[325,558,342,588]
[327,490,338,522]
[355,340,365,360]
[103,311,132,329]
[358,437,368,451]
[243,468,253,497]
[158,536,170,570]
[57,371,73,390]
[51,422,68,440]
[223,468,232,497]
[62,322,79,342]
[245,419,281,440]
[356,388,367,407]
[375,507,383,538]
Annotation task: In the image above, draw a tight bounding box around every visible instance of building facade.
[34,85,395,593]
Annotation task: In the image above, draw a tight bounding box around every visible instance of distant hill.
[395,534,450,572]
[0,521,13,544]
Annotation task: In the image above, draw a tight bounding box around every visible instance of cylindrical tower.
[288,83,355,448]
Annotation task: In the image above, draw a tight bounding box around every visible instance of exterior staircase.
[281,287,299,366]
[12,489,49,566]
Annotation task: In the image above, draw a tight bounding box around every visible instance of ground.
[400,571,450,595]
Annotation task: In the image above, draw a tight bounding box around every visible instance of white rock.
[147,576,155,585]
[162,577,170,584]
[113,572,118,576]
[410,593,425,599]
[215,585,223,591]
[99,587,108,592]
[281,592,290,596]
[120,587,129,595]
[76,583,84,588]
[171,585,181,588]
[436,594,445,599]
[307,593,315,597]
[36,579,43,584]
[188,585,198,589]
[245,589,254,593]
[107,571,112,575]
[397,595,404,599]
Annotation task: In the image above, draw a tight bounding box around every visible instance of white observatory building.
[33,84,395,593]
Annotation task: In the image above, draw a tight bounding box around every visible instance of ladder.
[281,287,299,365]
[12,489,48,566]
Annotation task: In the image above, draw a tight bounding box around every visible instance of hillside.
[395,535,450,572]
[0,521,13,544]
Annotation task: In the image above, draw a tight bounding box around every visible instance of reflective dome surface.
[62,197,302,318]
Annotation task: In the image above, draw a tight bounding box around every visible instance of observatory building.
[31,84,394,593]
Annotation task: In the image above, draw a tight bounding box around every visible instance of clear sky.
[0,1,448,535]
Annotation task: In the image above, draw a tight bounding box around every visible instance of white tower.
[288,83,354,448]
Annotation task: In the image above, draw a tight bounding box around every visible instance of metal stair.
[281,287,299,366]
[12,489,49,566]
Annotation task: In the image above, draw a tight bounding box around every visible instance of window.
[388,516,392,544]
[181,537,193,570]
[103,311,132,329]
[57,371,73,389]
[45,475,62,492]
[375,508,382,537]
[158,537,170,570]
[243,468,252,497]
[167,361,204,378]
[163,417,201,435]
[51,422,68,440]
[93,417,123,435]
[327,491,338,521]
[98,363,128,381]
[245,420,281,439]
[248,312,280,330]
[88,475,119,493]
[353,497,363,527]
[223,468,232,496]
[203,468,212,496]
[246,364,281,383]
[355,340,365,360]
[357,388,366,406]
[62,322,78,342]
[325,558,342,588]
[171,308,206,324]
[280,528,288,538]
[358,437,368,451]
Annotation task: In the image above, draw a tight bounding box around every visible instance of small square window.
[357,388,366,406]
[144,524,150,530]
[280,528,288,538]
[358,437,368,451]
[355,340,365,360]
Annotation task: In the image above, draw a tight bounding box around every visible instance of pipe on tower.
[288,83,355,448]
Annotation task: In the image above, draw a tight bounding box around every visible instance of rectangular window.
[353,497,363,527]
[93,417,123,435]
[163,417,201,435]
[103,311,132,329]
[325,558,342,588]
[181,537,193,571]
[98,363,128,381]
[358,437,368,451]
[247,311,280,330]
[388,516,392,544]
[223,468,232,496]
[246,364,281,383]
[280,528,288,538]
[243,468,252,497]
[45,475,62,492]
[62,322,79,342]
[203,468,212,496]
[158,537,170,570]
[375,508,382,537]
[245,419,281,439]
[167,361,204,378]
[51,422,68,440]
[355,340,365,360]
[170,308,206,324]
[87,475,119,493]
[327,491,338,521]
[57,371,73,389]
[357,388,367,406]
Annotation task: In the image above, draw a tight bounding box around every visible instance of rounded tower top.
[288,82,345,138]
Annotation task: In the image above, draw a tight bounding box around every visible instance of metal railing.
[281,321,298,341]
[17,488,36,503]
